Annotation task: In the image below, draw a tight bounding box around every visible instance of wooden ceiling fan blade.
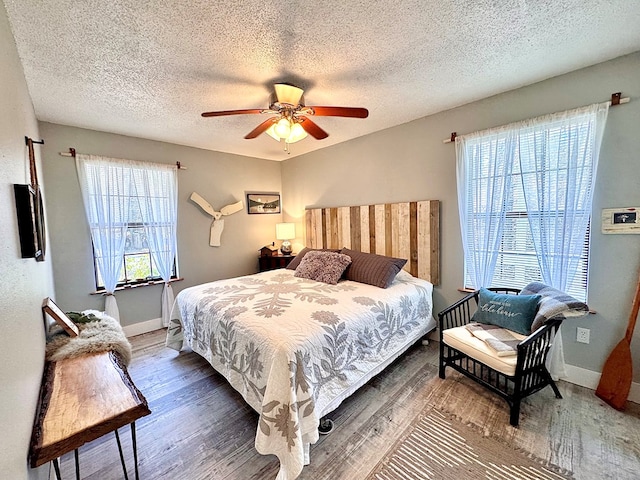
[307,106,369,118]
[202,109,264,118]
[299,117,329,139]
[244,118,276,139]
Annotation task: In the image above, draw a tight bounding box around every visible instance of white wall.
[39,123,284,327]
[0,3,54,479]
[282,52,640,384]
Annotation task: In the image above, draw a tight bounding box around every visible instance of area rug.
[366,405,573,479]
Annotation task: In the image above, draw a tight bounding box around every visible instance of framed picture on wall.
[246,193,281,214]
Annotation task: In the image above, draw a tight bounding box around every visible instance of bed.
[166,200,440,480]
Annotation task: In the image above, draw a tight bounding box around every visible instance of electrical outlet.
[576,327,590,344]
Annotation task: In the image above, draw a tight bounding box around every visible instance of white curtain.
[518,102,609,379]
[76,154,134,322]
[456,102,609,379]
[518,103,609,292]
[76,155,179,325]
[135,164,178,326]
[456,129,517,288]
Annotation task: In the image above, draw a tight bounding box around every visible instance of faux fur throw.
[46,310,132,365]
[466,322,520,357]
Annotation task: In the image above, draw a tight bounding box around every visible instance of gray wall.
[40,123,283,327]
[0,2,54,479]
[282,52,640,381]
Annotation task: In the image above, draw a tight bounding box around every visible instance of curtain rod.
[442,92,630,144]
[57,148,186,169]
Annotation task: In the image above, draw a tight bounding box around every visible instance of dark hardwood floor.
[55,329,640,479]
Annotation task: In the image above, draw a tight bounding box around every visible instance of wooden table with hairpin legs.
[29,351,151,479]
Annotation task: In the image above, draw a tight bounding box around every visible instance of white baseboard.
[564,364,640,405]
[122,317,163,337]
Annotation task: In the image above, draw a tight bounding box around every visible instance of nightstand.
[259,254,296,272]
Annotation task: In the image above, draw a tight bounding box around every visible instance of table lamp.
[275,223,295,255]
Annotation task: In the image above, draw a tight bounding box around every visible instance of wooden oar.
[595,268,640,410]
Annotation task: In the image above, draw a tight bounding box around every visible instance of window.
[76,155,178,292]
[457,103,609,302]
[94,225,177,290]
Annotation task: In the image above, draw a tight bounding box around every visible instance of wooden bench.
[29,351,151,479]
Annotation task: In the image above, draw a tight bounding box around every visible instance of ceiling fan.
[201,83,368,148]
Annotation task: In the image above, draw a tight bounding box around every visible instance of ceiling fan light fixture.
[286,122,308,143]
[274,117,292,138]
[266,120,308,144]
[265,125,280,141]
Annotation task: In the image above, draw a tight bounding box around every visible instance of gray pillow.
[286,247,340,270]
[293,251,352,285]
[340,248,407,288]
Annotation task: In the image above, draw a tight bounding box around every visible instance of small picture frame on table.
[42,297,79,337]
[246,193,281,214]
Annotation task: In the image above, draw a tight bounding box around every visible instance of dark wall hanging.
[14,136,46,261]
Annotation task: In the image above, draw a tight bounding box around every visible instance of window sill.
[458,286,596,313]
[458,287,476,293]
[91,277,184,295]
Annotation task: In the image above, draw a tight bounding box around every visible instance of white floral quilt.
[166,268,435,479]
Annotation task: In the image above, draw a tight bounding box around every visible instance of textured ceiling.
[4,1,640,161]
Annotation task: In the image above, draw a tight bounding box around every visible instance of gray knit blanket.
[46,310,132,365]
[520,282,589,332]
[466,322,521,356]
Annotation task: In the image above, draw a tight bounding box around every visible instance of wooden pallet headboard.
[304,200,440,285]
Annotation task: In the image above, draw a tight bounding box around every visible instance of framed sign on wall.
[601,207,640,234]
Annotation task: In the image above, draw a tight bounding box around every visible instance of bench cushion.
[442,325,527,376]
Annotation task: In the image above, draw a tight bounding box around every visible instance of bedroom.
[1,1,640,479]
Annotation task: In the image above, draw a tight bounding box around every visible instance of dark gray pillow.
[340,248,407,288]
[286,247,340,270]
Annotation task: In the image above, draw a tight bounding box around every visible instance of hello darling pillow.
[472,288,541,335]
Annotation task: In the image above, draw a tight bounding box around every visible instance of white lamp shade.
[286,122,308,143]
[274,84,304,106]
[275,222,295,240]
[274,118,292,138]
[265,124,280,141]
